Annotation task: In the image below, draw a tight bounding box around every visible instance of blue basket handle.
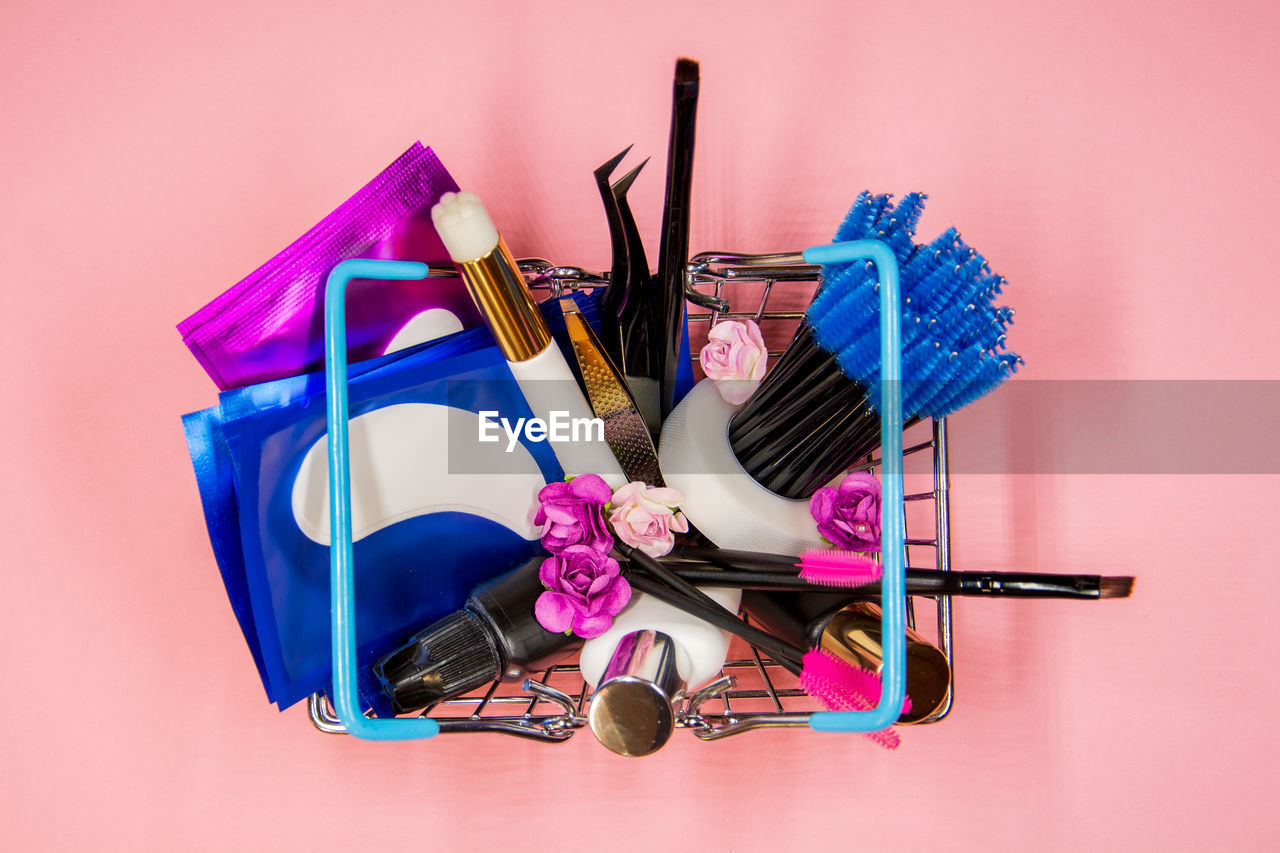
[324,258,439,740]
[323,246,904,739]
[800,240,907,734]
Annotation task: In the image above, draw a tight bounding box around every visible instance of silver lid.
[588,630,685,757]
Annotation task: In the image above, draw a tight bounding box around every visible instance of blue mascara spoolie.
[728,192,1023,499]
[659,192,1022,556]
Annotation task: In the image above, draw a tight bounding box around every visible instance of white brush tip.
[431,190,500,263]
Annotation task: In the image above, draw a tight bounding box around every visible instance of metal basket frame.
[310,255,954,741]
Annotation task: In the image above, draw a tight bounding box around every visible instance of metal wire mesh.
[308,257,954,741]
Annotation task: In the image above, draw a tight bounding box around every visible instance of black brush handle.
[617,542,805,670]
[667,563,1111,600]
[931,571,1105,599]
[625,572,803,675]
[618,541,754,620]
[727,322,917,498]
[666,566,822,591]
[672,544,797,571]
[656,58,699,420]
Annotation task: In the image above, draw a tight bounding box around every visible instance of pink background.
[3,1,1278,849]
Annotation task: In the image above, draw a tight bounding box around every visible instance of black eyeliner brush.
[656,57,699,420]
[664,559,1135,601]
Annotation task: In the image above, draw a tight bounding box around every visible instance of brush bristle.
[807,192,1022,419]
[430,190,500,263]
[800,649,910,750]
[798,548,882,588]
[1099,576,1135,599]
[801,649,888,708]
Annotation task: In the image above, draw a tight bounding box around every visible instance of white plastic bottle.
[581,587,744,756]
[579,587,742,691]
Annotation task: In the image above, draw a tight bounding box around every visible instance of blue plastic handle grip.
[322,246,903,739]
[324,258,439,740]
[800,240,906,734]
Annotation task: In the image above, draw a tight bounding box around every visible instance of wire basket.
[308,252,955,742]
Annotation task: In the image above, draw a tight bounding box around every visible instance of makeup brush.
[666,547,1136,600]
[728,192,1022,498]
[431,190,626,485]
[658,195,1019,556]
[656,58,699,420]
[668,565,1134,599]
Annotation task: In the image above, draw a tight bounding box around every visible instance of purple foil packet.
[179,144,482,389]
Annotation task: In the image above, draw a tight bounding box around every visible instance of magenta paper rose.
[699,319,768,405]
[534,545,632,638]
[810,472,882,551]
[608,482,690,558]
[534,473,614,554]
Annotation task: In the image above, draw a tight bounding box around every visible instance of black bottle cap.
[374,609,501,713]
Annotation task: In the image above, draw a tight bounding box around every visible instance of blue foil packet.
[233,346,563,712]
[183,292,624,713]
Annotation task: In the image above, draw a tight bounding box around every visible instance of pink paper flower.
[534,474,614,554]
[534,545,631,638]
[608,482,689,558]
[699,319,769,405]
[810,471,882,551]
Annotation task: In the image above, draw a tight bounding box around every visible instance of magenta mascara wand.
[672,544,881,588]
[800,648,912,750]
[797,548,882,588]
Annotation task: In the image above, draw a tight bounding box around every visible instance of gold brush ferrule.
[456,236,551,362]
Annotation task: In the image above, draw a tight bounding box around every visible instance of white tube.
[579,587,742,691]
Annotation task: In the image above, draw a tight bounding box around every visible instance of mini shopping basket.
[311,242,955,742]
